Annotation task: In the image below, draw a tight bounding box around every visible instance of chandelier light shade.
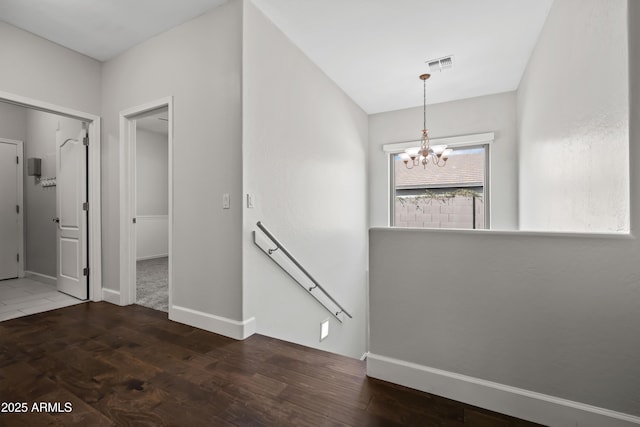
[400,74,452,169]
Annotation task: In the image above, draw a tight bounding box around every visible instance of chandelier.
[400,73,452,169]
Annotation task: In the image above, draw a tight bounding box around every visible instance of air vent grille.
[427,55,454,72]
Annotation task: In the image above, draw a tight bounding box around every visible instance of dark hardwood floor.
[0,303,543,426]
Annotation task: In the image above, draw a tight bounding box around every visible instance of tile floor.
[0,276,85,321]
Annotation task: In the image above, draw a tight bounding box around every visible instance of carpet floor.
[136,257,168,312]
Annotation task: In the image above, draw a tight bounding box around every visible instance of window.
[391,144,489,229]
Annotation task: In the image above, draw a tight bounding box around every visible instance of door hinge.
[133,217,137,224]
[82,202,89,211]
[83,267,89,277]
[16,156,19,164]
[83,135,89,146]
[16,205,19,214]
[17,253,19,263]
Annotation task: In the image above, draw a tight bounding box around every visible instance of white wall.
[369,92,519,230]
[136,129,168,216]
[243,1,369,358]
[101,1,244,322]
[368,0,640,424]
[136,216,169,260]
[0,22,101,114]
[136,128,168,260]
[518,0,629,233]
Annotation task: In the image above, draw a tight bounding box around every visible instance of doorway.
[0,106,87,297]
[134,108,169,312]
[0,99,99,319]
[119,97,173,314]
[0,92,102,303]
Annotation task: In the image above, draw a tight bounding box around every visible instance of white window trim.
[382,132,494,153]
[386,132,494,229]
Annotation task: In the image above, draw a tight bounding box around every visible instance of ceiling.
[251,0,555,113]
[0,0,554,114]
[0,0,228,61]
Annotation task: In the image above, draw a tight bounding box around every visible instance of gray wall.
[243,1,369,357]
[369,92,518,230]
[0,102,27,141]
[368,0,640,419]
[24,110,58,278]
[518,0,629,233]
[101,0,244,319]
[136,129,168,216]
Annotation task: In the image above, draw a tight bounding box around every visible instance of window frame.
[384,133,493,229]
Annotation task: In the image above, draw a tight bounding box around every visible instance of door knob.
[53,217,60,223]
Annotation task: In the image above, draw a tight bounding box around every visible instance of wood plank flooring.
[0,303,544,426]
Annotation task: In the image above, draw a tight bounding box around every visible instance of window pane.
[393,146,487,229]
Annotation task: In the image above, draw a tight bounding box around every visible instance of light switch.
[222,193,230,209]
[247,193,255,208]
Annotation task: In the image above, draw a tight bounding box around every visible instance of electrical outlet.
[247,193,255,208]
[222,193,230,209]
[320,319,329,341]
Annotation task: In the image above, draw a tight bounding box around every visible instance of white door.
[0,142,19,280]
[56,123,88,299]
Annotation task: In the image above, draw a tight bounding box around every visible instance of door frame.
[0,90,102,301]
[119,97,173,311]
[0,137,24,278]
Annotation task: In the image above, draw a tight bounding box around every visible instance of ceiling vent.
[426,55,454,72]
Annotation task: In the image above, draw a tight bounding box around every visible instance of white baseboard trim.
[136,254,168,261]
[25,270,56,286]
[366,353,640,427]
[170,305,256,340]
[102,288,122,305]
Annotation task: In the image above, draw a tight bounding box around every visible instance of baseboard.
[366,353,640,427]
[170,305,256,340]
[102,288,122,305]
[25,270,56,286]
[136,254,168,261]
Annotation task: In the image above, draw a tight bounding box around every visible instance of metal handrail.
[256,221,353,319]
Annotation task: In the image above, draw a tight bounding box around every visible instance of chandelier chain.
[400,72,451,170]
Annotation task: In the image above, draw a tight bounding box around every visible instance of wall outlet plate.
[247,193,255,208]
[222,193,230,209]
